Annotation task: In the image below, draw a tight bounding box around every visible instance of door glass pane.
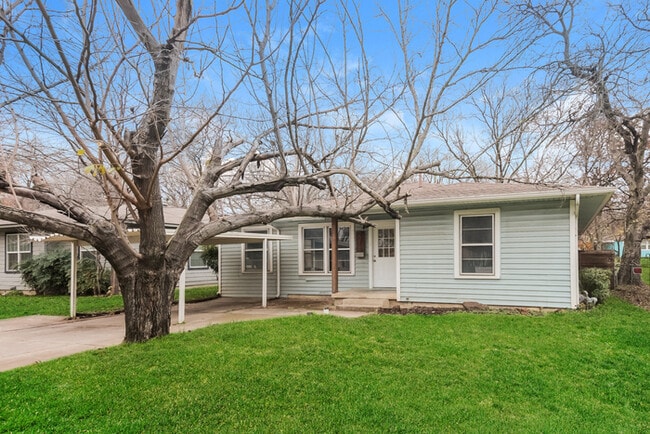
[378,228,395,258]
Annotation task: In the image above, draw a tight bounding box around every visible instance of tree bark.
[119,263,178,342]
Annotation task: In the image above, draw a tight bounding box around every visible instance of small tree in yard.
[0,1,525,342]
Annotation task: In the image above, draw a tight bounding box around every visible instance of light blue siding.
[184,267,218,287]
[272,220,370,295]
[218,199,575,308]
[219,241,278,298]
[399,202,572,308]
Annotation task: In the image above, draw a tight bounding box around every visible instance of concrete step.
[333,297,392,312]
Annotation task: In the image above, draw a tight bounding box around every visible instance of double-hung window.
[6,233,32,272]
[188,246,209,269]
[241,227,273,272]
[299,223,354,275]
[454,209,500,278]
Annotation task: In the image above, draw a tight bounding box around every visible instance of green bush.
[201,245,219,274]
[19,250,70,295]
[77,258,111,296]
[19,250,111,296]
[579,267,611,303]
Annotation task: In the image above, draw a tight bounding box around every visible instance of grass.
[1,297,649,432]
[642,257,650,284]
[0,285,219,319]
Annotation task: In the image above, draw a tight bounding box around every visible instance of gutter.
[394,187,615,211]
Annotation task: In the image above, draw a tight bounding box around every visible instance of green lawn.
[0,286,219,319]
[1,298,649,432]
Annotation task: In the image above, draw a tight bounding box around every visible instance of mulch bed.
[613,284,650,311]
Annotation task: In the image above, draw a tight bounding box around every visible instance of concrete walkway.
[0,297,366,372]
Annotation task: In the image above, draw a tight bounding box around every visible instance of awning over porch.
[34,230,291,322]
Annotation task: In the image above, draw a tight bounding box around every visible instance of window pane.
[189,251,207,268]
[461,216,493,244]
[6,234,17,252]
[303,250,324,272]
[337,227,350,248]
[461,245,493,274]
[245,251,263,270]
[18,235,31,251]
[7,253,18,270]
[246,241,264,250]
[337,250,350,272]
[303,228,324,249]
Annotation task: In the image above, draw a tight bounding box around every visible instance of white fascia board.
[394,187,615,210]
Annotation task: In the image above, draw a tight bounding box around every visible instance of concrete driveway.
[0,297,366,372]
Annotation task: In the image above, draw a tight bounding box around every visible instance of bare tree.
[516,0,650,284]
[437,77,577,184]
[0,0,525,342]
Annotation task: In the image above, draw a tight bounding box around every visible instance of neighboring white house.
[0,207,217,292]
[218,183,614,309]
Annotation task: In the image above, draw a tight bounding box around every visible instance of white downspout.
[570,194,580,308]
[178,267,186,324]
[395,219,401,301]
[69,240,78,319]
[217,245,222,295]
[276,233,281,298]
[262,238,268,307]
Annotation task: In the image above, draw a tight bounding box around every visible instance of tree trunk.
[618,198,643,285]
[119,263,178,342]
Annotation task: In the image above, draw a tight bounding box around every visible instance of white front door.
[373,221,396,288]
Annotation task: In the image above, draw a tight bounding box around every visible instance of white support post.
[262,238,268,308]
[218,245,222,294]
[69,241,78,319]
[178,267,187,323]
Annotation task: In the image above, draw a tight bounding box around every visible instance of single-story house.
[218,183,614,309]
[2,183,614,312]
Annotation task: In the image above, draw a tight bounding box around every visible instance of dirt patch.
[613,284,650,311]
[378,305,461,315]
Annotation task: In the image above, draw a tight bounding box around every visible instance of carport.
[32,230,291,322]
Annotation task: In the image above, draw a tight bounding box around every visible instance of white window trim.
[240,226,275,273]
[298,222,355,276]
[6,233,32,273]
[454,208,500,279]
[188,246,209,270]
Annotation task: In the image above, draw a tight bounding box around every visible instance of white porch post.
[262,238,268,308]
[395,219,401,301]
[178,267,187,323]
[69,240,78,319]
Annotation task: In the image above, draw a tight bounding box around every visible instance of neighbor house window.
[454,209,500,278]
[241,227,273,272]
[299,223,354,275]
[188,246,208,269]
[6,233,32,272]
